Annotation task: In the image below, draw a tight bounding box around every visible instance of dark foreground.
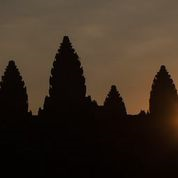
[0,114,178,178]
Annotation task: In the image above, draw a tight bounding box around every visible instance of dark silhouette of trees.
[0,60,28,126]
[149,65,178,119]
[104,85,127,118]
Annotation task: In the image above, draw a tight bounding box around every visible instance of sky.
[0,0,178,114]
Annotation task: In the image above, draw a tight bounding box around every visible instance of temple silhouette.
[0,36,178,177]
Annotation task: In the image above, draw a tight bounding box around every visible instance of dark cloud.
[0,0,178,114]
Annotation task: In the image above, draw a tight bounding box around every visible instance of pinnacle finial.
[63,36,70,43]
[160,65,166,71]
[8,60,16,66]
[111,85,117,90]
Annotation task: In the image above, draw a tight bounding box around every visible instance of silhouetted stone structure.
[104,85,127,118]
[37,36,97,177]
[0,36,178,177]
[149,65,178,118]
[0,60,28,126]
[39,36,87,120]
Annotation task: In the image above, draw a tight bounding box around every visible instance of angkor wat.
[0,36,178,177]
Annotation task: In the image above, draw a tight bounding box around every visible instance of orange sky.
[0,0,178,114]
